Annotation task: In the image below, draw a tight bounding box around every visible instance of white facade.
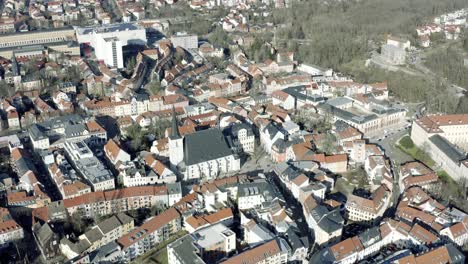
[411,115,468,181]
[170,33,198,50]
[76,23,146,68]
[119,167,177,187]
[184,155,240,181]
[97,37,123,68]
[0,224,24,247]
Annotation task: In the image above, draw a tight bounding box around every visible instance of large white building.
[170,32,198,50]
[168,110,240,181]
[64,141,115,191]
[411,114,468,181]
[76,23,147,68]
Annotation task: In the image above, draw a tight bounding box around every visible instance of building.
[118,159,178,187]
[0,208,24,248]
[167,235,206,264]
[60,213,134,260]
[223,123,255,154]
[411,114,468,181]
[76,23,146,68]
[104,139,131,166]
[168,110,240,181]
[117,207,182,261]
[440,218,468,247]
[381,44,406,65]
[318,99,406,136]
[29,115,107,150]
[62,185,181,218]
[0,27,75,54]
[171,32,198,50]
[220,239,287,264]
[345,185,390,223]
[64,141,115,191]
[237,179,282,210]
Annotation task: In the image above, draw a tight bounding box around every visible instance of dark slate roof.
[309,248,335,264]
[284,226,309,252]
[263,122,283,139]
[311,206,343,233]
[283,85,326,103]
[429,135,467,163]
[34,222,54,246]
[183,128,234,166]
[357,226,381,248]
[65,124,87,138]
[98,215,123,235]
[225,123,254,138]
[88,241,122,263]
[29,124,47,140]
[168,235,205,264]
[168,182,182,195]
[446,243,465,263]
[85,228,103,243]
[170,107,181,140]
[318,103,378,124]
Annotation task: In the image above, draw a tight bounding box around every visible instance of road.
[368,129,412,165]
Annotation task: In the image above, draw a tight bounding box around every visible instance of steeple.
[11,53,19,76]
[170,106,181,139]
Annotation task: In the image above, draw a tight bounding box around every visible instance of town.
[0,0,467,264]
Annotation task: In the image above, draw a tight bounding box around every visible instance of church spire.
[170,106,181,139]
[11,53,19,76]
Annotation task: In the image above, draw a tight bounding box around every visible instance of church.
[169,110,241,182]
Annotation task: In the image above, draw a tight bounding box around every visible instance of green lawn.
[397,136,435,167]
[131,231,187,264]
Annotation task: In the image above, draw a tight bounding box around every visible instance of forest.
[272,0,468,68]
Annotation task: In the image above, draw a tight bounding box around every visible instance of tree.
[208,28,231,49]
[146,79,163,95]
[399,136,414,149]
[126,57,137,75]
[0,81,15,97]
[322,133,338,155]
[463,35,468,53]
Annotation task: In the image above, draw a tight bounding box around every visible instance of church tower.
[169,107,184,168]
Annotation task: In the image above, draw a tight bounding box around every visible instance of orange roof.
[86,120,106,133]
[63,181,91,197]
[409,223,438,244]
[415,245,450,264]
[330,236,364,261]
[221,239,281,264]
[448,221,468,239]
[336,127,362,140]
[396,255,416,264]
[292,174,309,186]
[104,139,122,161]
[0,219,21,234]
[416,114,468,133]
[117,207,180,249]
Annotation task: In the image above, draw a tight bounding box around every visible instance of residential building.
[104,139,131,166]
[171,32,198,50]
[345,185,391,223]
[64,141,115,191]
[117,207,182,261]
[60,213,134,260]
[220,239,287,264]
[411,114,468,181]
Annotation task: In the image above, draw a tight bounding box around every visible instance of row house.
[0,208,24,248]
[62,184,182,218]
[345,185,391,223]
[117,207,182,261]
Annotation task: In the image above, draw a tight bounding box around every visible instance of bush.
[399,136,414,149]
